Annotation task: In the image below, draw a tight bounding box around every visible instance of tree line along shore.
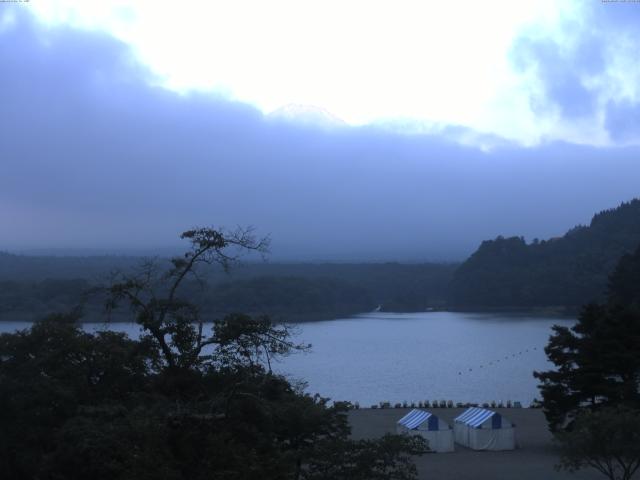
[1,198,639,323]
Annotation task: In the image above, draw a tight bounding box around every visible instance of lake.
[0,311,573,406]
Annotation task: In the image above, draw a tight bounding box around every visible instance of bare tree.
[106,226,270,369]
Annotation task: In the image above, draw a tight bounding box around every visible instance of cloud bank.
[1,8,639,261]
[23,1,640,147]
[510,1,640,146]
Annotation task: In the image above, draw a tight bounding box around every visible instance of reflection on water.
[0,311,573,405]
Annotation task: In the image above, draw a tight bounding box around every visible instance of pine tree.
[534,245,640,431]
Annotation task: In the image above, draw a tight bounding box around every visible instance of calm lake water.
[0,311,573,406]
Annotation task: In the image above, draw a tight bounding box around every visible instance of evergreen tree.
[534,244,640,431]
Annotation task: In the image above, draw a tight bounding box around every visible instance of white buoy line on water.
[456,346,540,376]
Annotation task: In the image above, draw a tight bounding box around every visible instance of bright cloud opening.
[23,0,640,147]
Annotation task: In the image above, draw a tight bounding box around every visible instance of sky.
[1,1,640,261]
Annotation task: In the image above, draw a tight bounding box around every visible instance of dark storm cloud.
[1,9,639,261]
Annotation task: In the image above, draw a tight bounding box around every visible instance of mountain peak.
[266,104,347,129]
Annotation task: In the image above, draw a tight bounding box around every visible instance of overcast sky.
[1,2,639,260]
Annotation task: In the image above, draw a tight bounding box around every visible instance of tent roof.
[397,409,434,429]
[454,407,499,428]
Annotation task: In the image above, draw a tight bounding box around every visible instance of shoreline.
[348,407,602,480]
[0,307,578,323]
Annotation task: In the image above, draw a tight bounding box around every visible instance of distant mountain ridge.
[450,199,640,309]
[266,104,347,129]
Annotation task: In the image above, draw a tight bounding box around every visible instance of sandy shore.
[348,408,611,480]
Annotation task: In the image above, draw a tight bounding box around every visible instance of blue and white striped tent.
[396,409,454,452]
[453,407,515,451]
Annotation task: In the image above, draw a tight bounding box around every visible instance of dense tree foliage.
[0,275,374,323]
[0,228,426,479]
[0,251,141,282]
[555,406,640,480]
[535,244,640,479]
[450,199,640,308]
[203,276,372,321]
[0,254,456,321]
[534,244,640,432]
[3,314,425,479]
[0,278,91,319]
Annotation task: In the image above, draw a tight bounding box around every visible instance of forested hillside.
[3,199,639,318]
[0,255,456,321]
[450,199,640,308]
[0,252,141,281]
